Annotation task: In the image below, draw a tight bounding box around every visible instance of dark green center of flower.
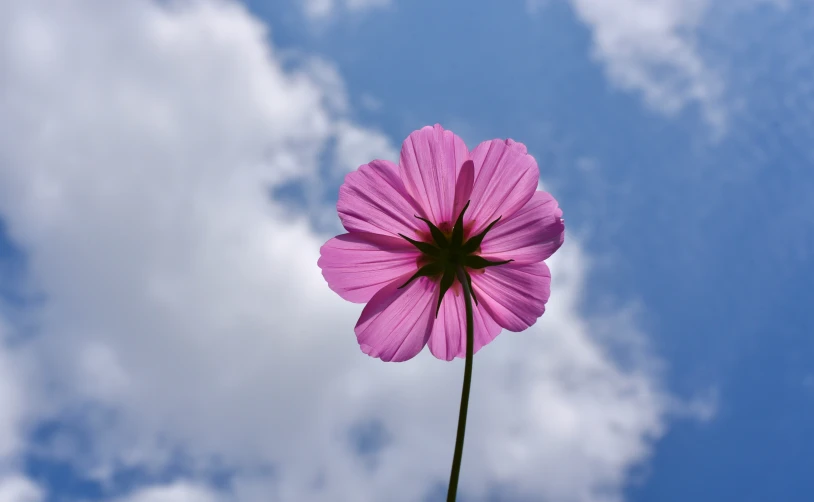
[398,200,512,317]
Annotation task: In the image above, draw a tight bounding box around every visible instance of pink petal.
[505,138,528,154]
[428,286,503,361]
[355,275,437,362]
[319,233,421,303]
[338,159,424,239]
[452,159,475,221]
[467,139,540,235]
[479,190,565,264]
[471,301,504,354]
[470,262,551,332]
[428,287,464,361]
[399,124,470,228]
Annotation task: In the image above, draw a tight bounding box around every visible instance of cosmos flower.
[319,124,564,362]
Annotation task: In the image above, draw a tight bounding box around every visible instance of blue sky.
[0,0,812,501]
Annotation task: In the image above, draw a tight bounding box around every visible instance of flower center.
[398,200,512,316]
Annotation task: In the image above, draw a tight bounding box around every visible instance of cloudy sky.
[0,0,812,501]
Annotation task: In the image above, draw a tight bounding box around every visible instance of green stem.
[447,268,475,502]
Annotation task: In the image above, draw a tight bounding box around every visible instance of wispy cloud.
[303,0,391,21]
[0,318,41,501]
[571,0,724,130]
[529,0,787,134]
[112,482,220,502]
[0,474,43,502]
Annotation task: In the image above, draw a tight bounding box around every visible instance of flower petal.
[338,159,424,239]
[471,300,504,354]
[355,275,437,362]
[470,262,551,332]
[479,190,565,264]
[318,233,420,303]
[452,159,474,220]
[399,124,469,228]
[428,285,503,361]
[467,139,539,235]
[505,138,528,154]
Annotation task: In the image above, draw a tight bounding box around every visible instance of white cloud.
[333,121,397,173]
[112,482,221,502]
[529,0,790,133]
[0,320,41,502]
[304,0,391,21]
[0,1,678,501]
[0,476,43,502]
[0,322,25,460]
[568,0,725,130]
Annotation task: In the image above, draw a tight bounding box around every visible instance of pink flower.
[319,124,565,362]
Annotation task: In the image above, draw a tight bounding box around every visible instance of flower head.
[319,124,565,361]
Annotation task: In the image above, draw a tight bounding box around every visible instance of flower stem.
[447,268,475,502]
